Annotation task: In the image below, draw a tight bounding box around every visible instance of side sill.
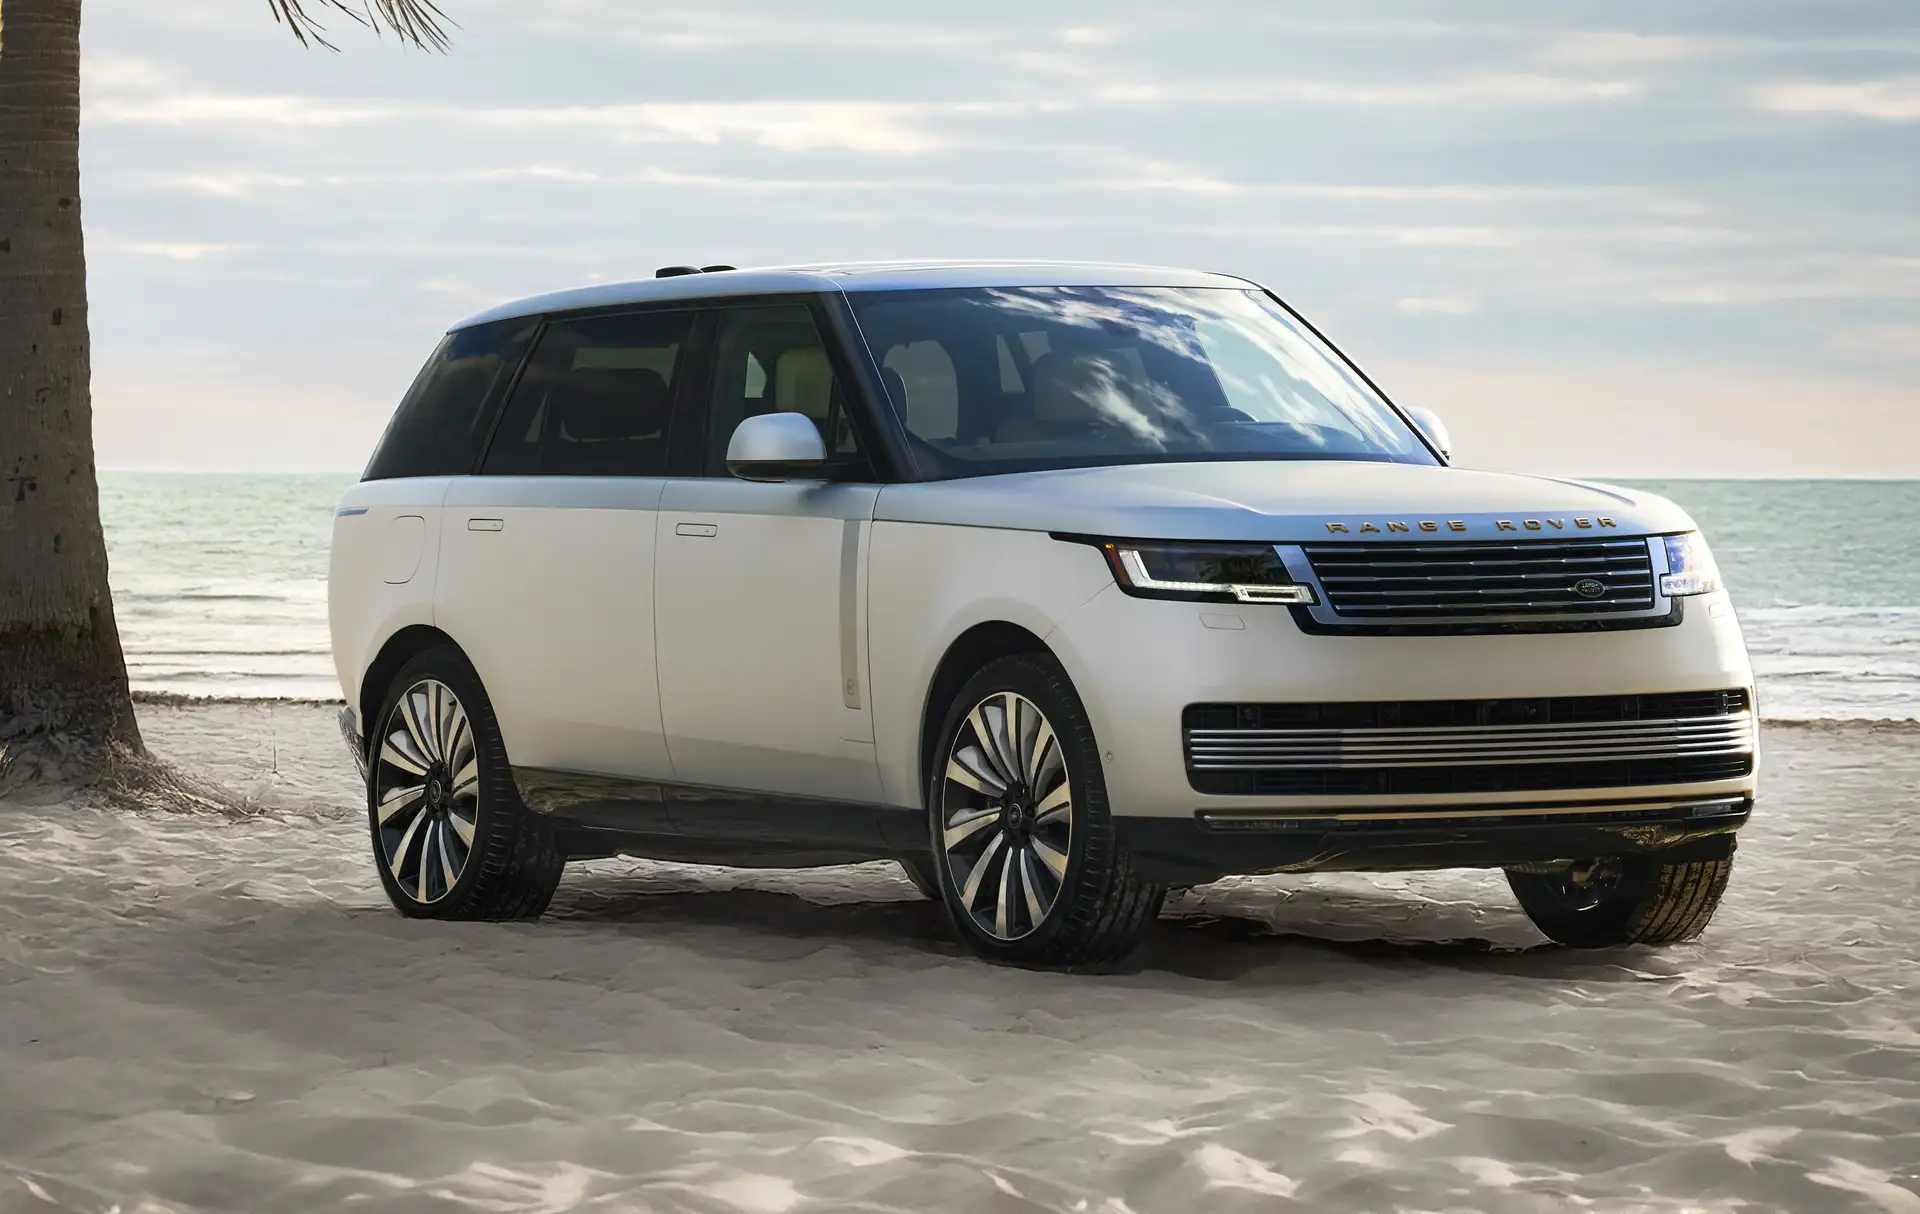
[512,766,928,862]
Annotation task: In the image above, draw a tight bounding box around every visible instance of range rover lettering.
[328,262,1756,966]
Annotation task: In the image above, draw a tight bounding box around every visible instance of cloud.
[1097,73,1642,109]
[1647,256,1920,305]
[1395,296,1479,315]
[71,0,1920,475]
[1827,324,1920,361]
[88,94,967,153]
[1755,79,1920,120]
[90,238,250,261]
[1536,32,1720,67]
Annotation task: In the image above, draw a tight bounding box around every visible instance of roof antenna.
[700,264,737,273]
[655,265,701,278]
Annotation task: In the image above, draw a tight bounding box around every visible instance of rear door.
[337,317,535,722]
[436,307,699,781]
[653,302,884,804]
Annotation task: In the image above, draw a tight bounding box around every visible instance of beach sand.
[1,704,1916,1213]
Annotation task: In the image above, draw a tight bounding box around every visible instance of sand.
[1,704,1916,1213]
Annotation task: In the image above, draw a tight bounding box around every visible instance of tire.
[897,856,941,900]
[367,646,565,921]
[927,652,1165,966]
[1507,854,1733,948]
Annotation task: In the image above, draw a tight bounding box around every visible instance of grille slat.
[1304,538,1658,621]
[1315,556,1648,572]
[1318,570,1649,584]
[1183,692,1755,796]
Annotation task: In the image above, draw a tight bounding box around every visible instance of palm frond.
[268,0,453,53]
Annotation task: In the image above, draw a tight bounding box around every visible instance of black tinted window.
[849,287,1433,479]
[483,310,695,476]
[363,319,535,480]
[705,306,866,477]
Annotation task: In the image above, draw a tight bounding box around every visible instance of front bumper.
[1119,794,1750,884]
[1047,583,1758,828]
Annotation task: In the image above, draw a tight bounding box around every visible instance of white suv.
[329,262,1756,965]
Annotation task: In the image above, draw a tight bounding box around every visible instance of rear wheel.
[929,653,1165,966]
[368,647,564,920]
[1507,854,1733,948]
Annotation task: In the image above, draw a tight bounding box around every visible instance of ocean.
[98,473,1920,721]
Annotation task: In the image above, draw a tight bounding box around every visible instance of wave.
[133,690,348,707]
[125,648,337,658]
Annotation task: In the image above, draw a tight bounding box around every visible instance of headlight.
[1097,541,1317,605]
[1661,533,1722,598]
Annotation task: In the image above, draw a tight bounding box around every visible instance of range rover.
[329,262,1756,966]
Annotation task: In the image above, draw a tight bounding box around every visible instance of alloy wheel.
[940,691,1074,941]
[374,678,479,904]
[1544,857,1625,912]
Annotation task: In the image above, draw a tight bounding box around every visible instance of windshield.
[847,286,1435,478]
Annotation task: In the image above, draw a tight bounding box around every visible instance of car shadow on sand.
[530,867,1681,988]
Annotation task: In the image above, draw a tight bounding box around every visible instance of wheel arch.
[357,625,474,759]
[917,621,1055,804]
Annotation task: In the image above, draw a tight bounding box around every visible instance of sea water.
[97,473,1920,720]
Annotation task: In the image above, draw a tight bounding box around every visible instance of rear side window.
[482,310,695,477]
[363,319,535,480]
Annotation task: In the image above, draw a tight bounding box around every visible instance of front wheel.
[1506,854,1733,948]
[368,647,564,920]
[929,653,1165,966]
[897,856,941,900]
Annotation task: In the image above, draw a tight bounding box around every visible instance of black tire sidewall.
[926,652,1109,962]
[367,646,517,920]
[1508,856,1663,948]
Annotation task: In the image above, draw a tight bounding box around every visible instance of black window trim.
[683,293,907,484]
[835,283,1437,481]
[395,283,1418,484]
[468,292,914,484]
[471,302,706,479]
[363,317,540,482]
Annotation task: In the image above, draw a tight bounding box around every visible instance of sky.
[76,0,1920,476]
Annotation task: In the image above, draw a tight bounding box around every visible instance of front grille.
[1302,538,1656,620]
[1184,691,1755,797]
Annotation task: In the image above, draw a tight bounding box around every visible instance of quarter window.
[704,306,868,477]
[363,318,535,480]
[482,310,695,476]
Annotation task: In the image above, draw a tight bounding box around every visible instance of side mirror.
[725,412,828,482]
[1404,406,1451,463]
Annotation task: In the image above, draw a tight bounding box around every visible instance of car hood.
[872,460,1694,543]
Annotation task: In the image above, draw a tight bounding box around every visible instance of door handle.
[675,522,719,538]
[467,518,504,532]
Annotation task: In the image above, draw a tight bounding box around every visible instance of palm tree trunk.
[0,0,145,785]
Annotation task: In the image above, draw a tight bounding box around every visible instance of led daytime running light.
[1111,546,1317,605]
[1660,533,1723,598]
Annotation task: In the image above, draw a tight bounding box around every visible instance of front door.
[654,303,884,804]
[436,306,697,782]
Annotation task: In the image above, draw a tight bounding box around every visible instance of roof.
[449,260,1258,330]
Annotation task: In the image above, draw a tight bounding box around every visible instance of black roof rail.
[654,265,702,278]
[699,264,737,273]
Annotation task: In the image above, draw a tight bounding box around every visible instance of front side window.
[704,306,868,477]
[483,310,695,476]
[363,318,535,480]
[849,286,1434,478]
